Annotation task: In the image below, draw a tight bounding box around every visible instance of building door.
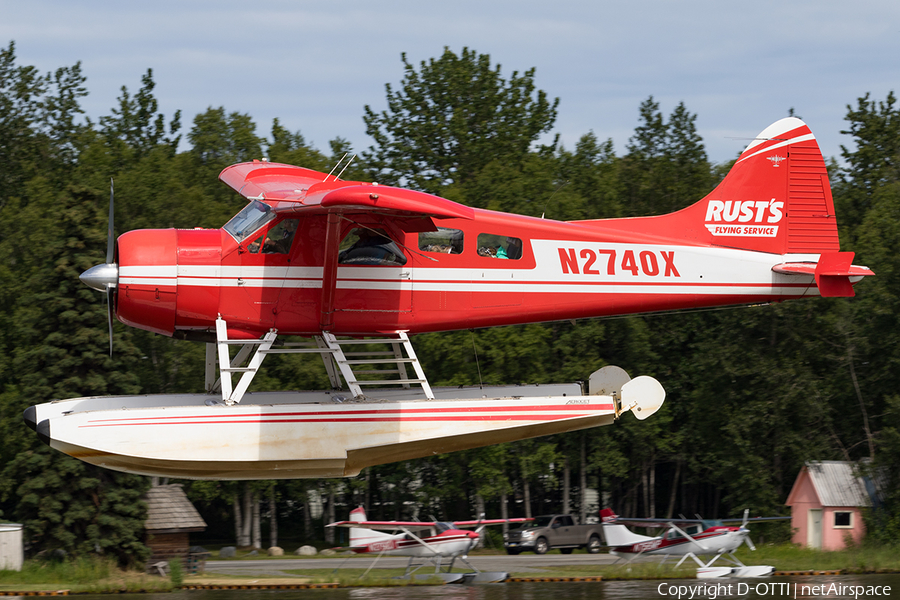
[808,509,823,549]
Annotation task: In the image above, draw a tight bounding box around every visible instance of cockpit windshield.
[223,200,276,243]
[435,522,454,533]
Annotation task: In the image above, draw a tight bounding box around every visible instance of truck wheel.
[534,537,549,555]
[506,548,521,555]
[587,534,602,554]
[560,548,574,554]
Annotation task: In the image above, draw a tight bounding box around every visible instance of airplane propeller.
[79,179,119,356]
[739,509,757,551]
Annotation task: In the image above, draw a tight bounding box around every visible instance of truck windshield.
[522,516,554,528]
[223,200,276,243]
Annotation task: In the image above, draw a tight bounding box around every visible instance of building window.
[833,511,853,528]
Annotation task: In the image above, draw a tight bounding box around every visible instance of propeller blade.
[106,179,115,265]
[744,535,756,552]
[106,178,115,356]
[107,287,115,357]
[742,508,749,528]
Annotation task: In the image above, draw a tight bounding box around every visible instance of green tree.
[620,97,713,216]
[0,178,146,563]
[836,91,900,239]
[363,47,558,194]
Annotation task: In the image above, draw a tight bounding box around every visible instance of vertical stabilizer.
[577,117,842,256]
[601,524,658,546]
[347,506,394,547]
[703,117,840,254]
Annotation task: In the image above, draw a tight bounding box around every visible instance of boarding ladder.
[207,317,434,405]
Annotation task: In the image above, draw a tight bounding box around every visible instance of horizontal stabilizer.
[772,252,874,297]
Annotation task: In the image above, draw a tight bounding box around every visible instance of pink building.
[785,461,870,550]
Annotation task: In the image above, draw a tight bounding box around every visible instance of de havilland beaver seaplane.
[327,507,529,583]
[600,508,791,578]
[24,117,872,480]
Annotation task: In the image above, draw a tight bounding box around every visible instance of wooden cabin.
[785,461,871,550]
[144,484,207,571]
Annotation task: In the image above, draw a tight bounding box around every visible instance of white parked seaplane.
[600,508,790,578]
[327,507,529,583]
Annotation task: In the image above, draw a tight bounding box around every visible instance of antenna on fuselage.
[335,154,356,180]
[324,153,356,182]
[324,154,347,181]
[540,180,569,219]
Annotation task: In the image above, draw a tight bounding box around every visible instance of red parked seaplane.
[24,117,871,480]
[327,507,529,583]
[600,508,790,578]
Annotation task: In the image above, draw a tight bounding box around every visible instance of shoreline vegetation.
[2,545,899,592]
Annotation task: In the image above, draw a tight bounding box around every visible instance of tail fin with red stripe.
[581,117,872,296]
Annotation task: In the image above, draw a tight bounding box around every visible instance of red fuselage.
[109,118,870,341]
[113,208,818,340]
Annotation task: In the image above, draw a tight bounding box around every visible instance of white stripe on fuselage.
[118,243,821,297]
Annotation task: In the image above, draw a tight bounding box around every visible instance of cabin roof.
[802,461,871,508]
[144,484,207,533]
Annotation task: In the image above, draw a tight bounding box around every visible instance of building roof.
[805,461,871,508]
[144,484,207,534]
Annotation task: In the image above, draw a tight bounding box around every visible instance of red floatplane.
[24,117,871,479]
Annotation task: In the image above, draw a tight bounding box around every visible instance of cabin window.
[338,228,408,266]
[224,199,277,243]
[833,511,853,528]
[246,219,299,254]
[477,233,523,260]
[418,228,464,254]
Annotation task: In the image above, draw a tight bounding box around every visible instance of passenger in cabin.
[339,228,408,266]
[498,237,523,260]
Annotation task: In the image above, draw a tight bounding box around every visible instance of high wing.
[219,161,475,222]
[326,520,438,533]
[452,518,533,528]
[718,516,791,523]
[605,516,789,528]
[605,517,707,528]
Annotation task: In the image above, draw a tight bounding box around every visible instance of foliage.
[363,47,558,194]
[0,40,898,558]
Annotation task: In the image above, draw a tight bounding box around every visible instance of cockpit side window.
[477,233,523,260]
[418,228,464,254]
[246,219,299,255]
[338,228,408,266]
[224,200,277,243]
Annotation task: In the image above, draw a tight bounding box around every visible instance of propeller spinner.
[79,179,118,355]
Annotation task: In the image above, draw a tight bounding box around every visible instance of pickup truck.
[503,514,604,554]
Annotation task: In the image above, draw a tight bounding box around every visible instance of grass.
[0,556,174,593]
[3,543,899,591]
[730,543,900,573]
